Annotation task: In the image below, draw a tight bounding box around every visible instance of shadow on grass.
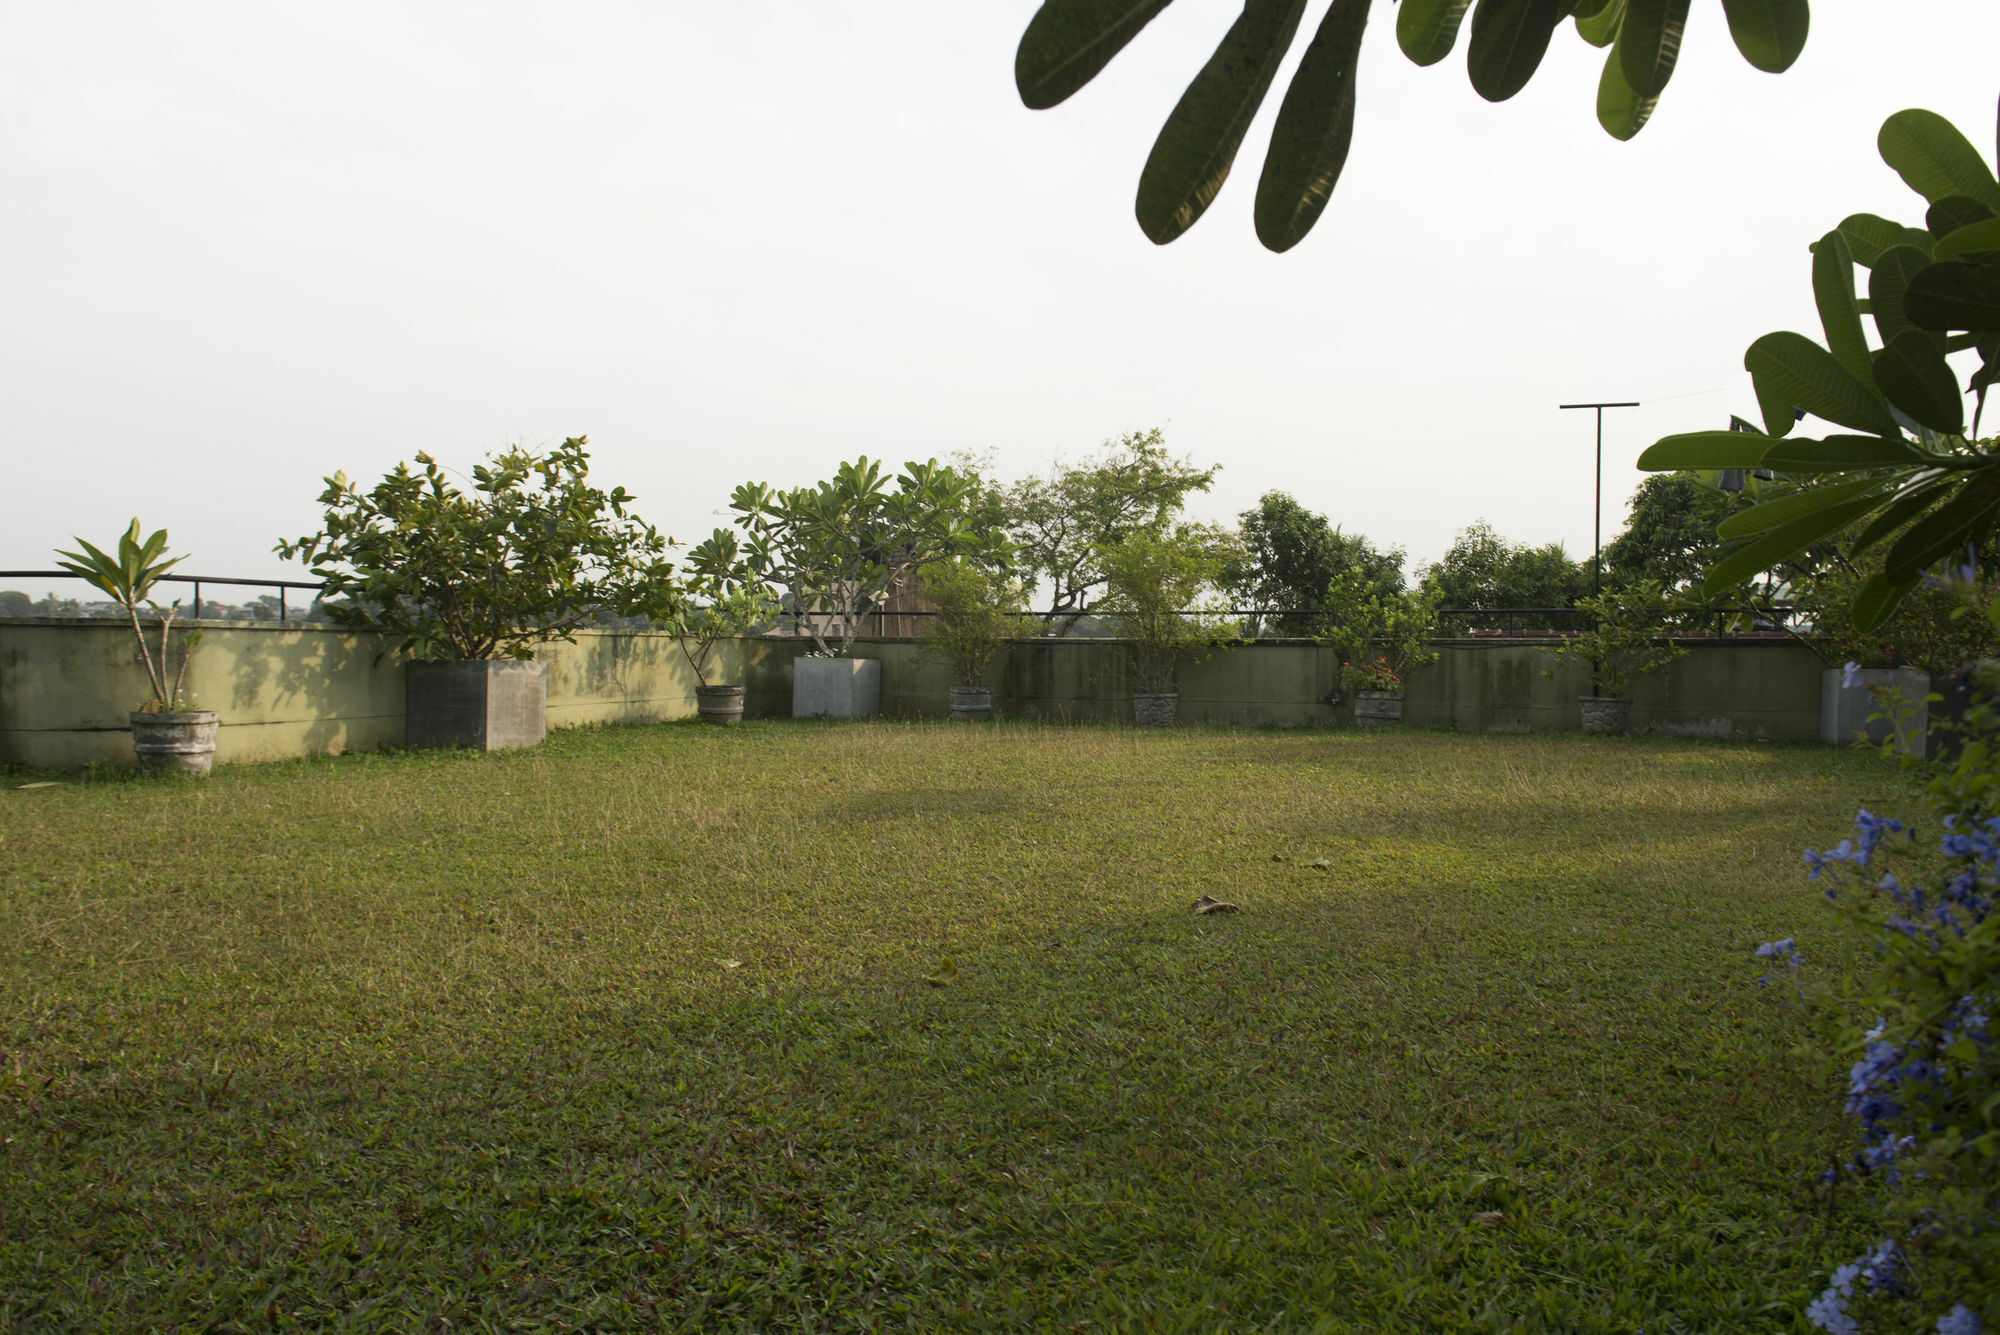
[2,895,1862,1334]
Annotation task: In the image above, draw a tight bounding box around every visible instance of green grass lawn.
[0,722,1924,1332]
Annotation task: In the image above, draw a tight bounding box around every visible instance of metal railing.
[0,571,326,622]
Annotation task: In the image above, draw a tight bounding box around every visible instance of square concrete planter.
[793,657,880,719]
[1822,666,1928,756]
[406,660,548,751]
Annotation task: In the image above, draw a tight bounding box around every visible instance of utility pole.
[1559,401,1640,596]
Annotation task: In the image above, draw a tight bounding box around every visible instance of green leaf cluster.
[1639,105,2000,631]
[1225,490,1405,637]
[1015,0,1806,249]
[913,560,1036,687]
[276,437,681,663]
[977,429,1219,638]
[1418,521,1589,613]
[729,457,1003,658]
[55,519,201,710]
[1536,580,1689,698]
[1094,525,1237,694]
[668,529,778,688]
[1319,574,1442,696]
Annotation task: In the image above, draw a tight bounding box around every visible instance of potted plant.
[55,520,214,775]
[1538,580,1689,734]
[1320,575,1441,728]
[674,529,777,726]
[277,436,683,751]
[726,456,1003,719]
[1096,527,1234,726]
[913,559,1033,721]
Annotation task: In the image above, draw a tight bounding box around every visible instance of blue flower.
[1809,1285,1859,1335]
[1938,1303,1982,1335]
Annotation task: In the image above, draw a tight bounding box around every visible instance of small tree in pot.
[673,528,777,726]
[56,520,214,775]
[914,559,1033,721]
[726,456,1004,718]
[1539,580,1689,734]
[1320,574,1440,727]
[1097,526,1234,727]
[277,437,682,751]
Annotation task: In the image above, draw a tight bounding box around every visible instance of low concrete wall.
[0,617,1830,769]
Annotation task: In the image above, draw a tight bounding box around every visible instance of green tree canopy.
[1419,521,1588,610]
[1225,490,1404,635]
[1601,472,1743,591]
[981,428,1220,636]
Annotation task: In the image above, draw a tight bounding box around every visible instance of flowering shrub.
[1773,662,2000,1333]
[1345,656,1402,692]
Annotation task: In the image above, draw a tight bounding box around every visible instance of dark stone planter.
[1132,692,1177,727]
[1353,691,1404,728]
[949,685,994,722]
[129,710,219,776]
[1580,696,1632,735]
[406,660,547,751]
[696,684,746,726]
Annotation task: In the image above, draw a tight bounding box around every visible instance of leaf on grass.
[1471,1210,1506,1226]
[924,958,959,986]
[1192,895,1241,914]
[718,958,742,970]
[1306,855,1332,869]
[14,782,62,790]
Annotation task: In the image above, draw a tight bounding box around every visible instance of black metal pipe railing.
[0,571,326,623]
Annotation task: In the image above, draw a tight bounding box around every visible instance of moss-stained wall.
[0,618,1830,770]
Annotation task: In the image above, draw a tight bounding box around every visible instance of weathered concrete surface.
[1821,667,1930,754]
[1,618,1831,769]
[793,657,882,718]
[406,660,548,751]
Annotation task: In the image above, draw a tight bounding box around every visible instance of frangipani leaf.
[1812,229,1875,392]
[1870,245,1938,348]
[1015,0,1177,109]
[1928,195,1996,239]
[1905,261,2000,334]
[1835,213,1932,268]
[1743,331,1900,437]
[1616,0,1690,100]
[1885,479,2000,581]
[1575,0,1624,46]
[1879,109,2000,211]
[1872,330,1966,435]
[1848,477,1958,557]
[1758,434,1928,473]
[1136,0,1308,245]
[1934,217,2000,261]
[1719,0,1806,73]
[1714,478,1883,539]
[1396,0,1473,65]
[1636,430,1772,470]
[1851,571,1917,633]
[1466,0,1568,104]
[1256,0,1373,252]
[1594,39,1656,141]
[1701,493,1884,594]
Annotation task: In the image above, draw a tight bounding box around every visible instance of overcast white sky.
[4,3,1998,600]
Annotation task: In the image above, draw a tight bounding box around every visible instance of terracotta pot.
[129,710,219,776]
